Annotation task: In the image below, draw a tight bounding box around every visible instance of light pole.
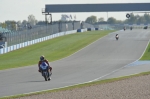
[107,12,108,30]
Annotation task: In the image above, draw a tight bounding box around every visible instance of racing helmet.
[40,55,45,61]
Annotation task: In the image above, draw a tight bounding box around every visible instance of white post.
[65,24,68,35]
[107,12,108,30]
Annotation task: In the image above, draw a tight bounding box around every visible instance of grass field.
[140,43,150,60]
[0,30,115,70]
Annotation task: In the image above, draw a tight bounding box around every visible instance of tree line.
[1,13,150,31]
[0,14,44,31]
[0,14,78,31]
[85,13,150,24]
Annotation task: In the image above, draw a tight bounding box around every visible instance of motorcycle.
[116,35,119,40]
[40,64,51,81]
[123,27,126,31]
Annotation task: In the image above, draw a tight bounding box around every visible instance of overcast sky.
[0,0,150,22]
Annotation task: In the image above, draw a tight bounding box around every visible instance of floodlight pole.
[42,8,52,25]
[107,11,108,30]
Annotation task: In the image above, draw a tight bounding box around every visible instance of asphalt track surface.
[1,29,150,97]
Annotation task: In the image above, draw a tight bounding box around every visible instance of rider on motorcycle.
[115,34,119,40]
[123,27,126,31]
[38,56,52,79]
[116,34,119,37]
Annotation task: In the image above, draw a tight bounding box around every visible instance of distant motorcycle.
[40,63,51,81]
[123,27,126,31]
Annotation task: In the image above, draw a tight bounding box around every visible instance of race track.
[0,29,150,97]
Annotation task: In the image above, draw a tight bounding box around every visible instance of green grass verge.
[140,42,150,60]
[0,30,115,70]
[1,71,150,99]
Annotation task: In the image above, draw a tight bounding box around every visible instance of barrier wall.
[0,29,87,54]
[77,29,87,32]
[87,28,95,31]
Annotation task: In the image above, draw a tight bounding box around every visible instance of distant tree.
[17,21,21,26]
[124,13,150,24]
[0,22,7,28]
[28,14,37,26]
[135,15,140,20]
[5,20,16,30]
[107,17,117,24]
[137,16,146,24]
[22,20,27,25]
[128,13,137,24]
[85,15,97,24]
[98,17,104,22]
[116,20,123,24]
[143,13,150,23]
[16,21,22,31]
[11,21,17,31]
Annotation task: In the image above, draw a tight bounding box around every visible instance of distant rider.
[124,27,126,31]
[115,34,119,40]
[38,55,52,79]
[116,34,119,38]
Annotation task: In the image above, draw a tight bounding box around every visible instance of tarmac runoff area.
[101,60,150,80]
